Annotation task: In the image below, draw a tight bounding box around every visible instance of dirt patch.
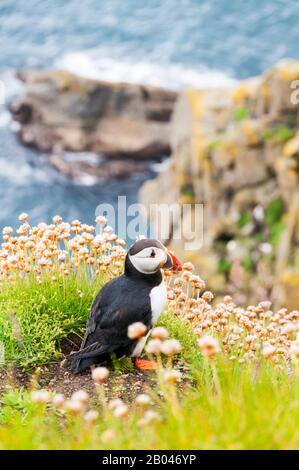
[0,351,159,401]
[39,363,156,400]
[46,335,158,399]
[0,334,188,400]
[0,367,31,395]
[0,359,188,402]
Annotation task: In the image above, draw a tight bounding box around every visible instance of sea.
[0,0,298,229]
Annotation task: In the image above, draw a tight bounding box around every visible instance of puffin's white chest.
[150,280,167,325]
[131,280,167,358]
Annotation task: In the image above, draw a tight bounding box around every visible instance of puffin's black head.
[125,239,182,277]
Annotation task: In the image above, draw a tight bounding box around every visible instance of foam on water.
[0,127,151,228]
[56,50,237,90]
[0,0,298,228]
[0,69,24,102]
[0,154,52,186]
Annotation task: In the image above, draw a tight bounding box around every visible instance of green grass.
[237,211,252,228]
[262,125,296,144]
[265,198,285,246]
[0,354,299,449]
[233,106,249,122]
[217,258,232,274]
[0,273,105,367]
[0,274,299,449]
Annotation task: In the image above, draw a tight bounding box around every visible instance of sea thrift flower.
[282,323,298,335]
[259,300,272,311]
[128,322,147,340]
[71,219,81,227]
[39,257,48,266]
[177,292,187,303]
[163,369,182,384]
[289,343,299,358]
[31,390,50,404]
[151,327,169,340]
[108,398,124,411]
[136,394,152,407]
[197,335,220,357]
[1,214,298,375]
[71,390,89,404]
[92,366,109,384]
[95,215,107,225]
[262,344,276,357]
[174,278,183,287]
[160,339,182,356]
[181,271,192,282]
[17,223,30,235]
[38,222,47,232]
[3,226,13,235]
[58,253,66,262]
[101,429,116,443]
[138,410,161,427]
[53,215,62,224]
[194,278,206,290]
[84,409,99,425]
[65,399,83,415]
[113,404,129,419]
[145,339,162,355]
[18,213,29,222]
[144,410,160,422]
[202,291,214,303]
[8,255,18,265]
[52,393,65,408]
[182,262,194,271]
[167,290,175,300]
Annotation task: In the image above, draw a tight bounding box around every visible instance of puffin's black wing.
[69,275,152,373]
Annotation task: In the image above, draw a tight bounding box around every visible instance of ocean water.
[0,0,298,229]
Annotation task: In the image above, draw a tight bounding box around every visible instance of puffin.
[69,239,182,373]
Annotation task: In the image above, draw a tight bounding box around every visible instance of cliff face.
[11,69,177,160]
[140,60,299,307]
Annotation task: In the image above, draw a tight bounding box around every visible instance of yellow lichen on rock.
[241,120,263,146]
[232,81,257,105]
[140,60,299,307]
[186,89,205,162]
[277,60,299,81]
[280,271,299,310]
[283,131,299,157]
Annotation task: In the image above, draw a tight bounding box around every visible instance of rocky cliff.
[140,60,299,307]
[11,69,177,160]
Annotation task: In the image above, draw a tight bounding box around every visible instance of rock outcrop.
[11,69,177,159]
[49,152,149,184]
[140,60,299,307]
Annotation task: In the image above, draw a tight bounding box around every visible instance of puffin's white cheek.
[135,258,160,273]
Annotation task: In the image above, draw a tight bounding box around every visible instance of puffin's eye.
[150,249,156,258]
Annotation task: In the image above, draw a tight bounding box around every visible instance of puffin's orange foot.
[132,358,158,370]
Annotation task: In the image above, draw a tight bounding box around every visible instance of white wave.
[0,110,11,128]
[0,70,24,128]
[55,51,237,90]
[0,69,24,101]
[150,159,171,173]
[73,174,100,186]
[0,157,53,186]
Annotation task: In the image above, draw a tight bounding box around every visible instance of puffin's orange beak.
[163,250,182,272]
